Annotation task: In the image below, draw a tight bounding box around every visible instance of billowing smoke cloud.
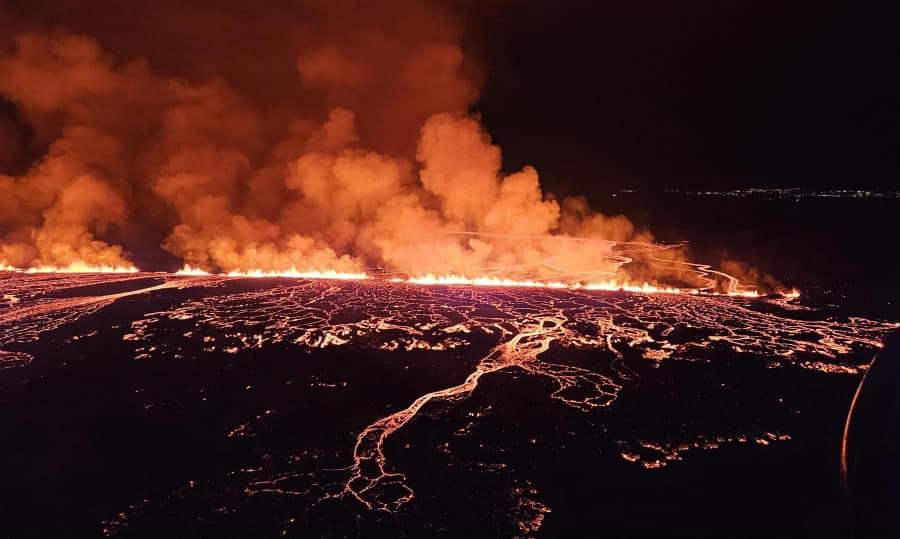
[0,0,656,283]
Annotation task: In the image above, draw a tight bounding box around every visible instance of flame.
[174,265,213,276]
[175,265,367,280]
[0,262,139,274]
[399,273,796,298]
[404,274,685,294]
[712,289,761,298]
[1,262,796,299]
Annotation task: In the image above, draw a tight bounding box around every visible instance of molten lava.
[1,262,138,274]
[175,265,367,280]
[0,261,795,298]
[403,274,683,294]
[1,269,894,535]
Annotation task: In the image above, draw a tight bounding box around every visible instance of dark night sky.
[474,1,900,195]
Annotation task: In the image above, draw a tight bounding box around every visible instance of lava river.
[0,271,896,536]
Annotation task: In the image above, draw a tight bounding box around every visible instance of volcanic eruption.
[2,2,898,537]
[0,0,771,295]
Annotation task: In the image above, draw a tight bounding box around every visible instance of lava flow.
[0,262,139,274]
[175,264,368,280]
[401,274,683,294]
[0,272,179,368]
[11,272,875,535]
[335,308,620,512]
[0,270,896,535]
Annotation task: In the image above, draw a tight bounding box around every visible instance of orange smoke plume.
[0,1,780,294]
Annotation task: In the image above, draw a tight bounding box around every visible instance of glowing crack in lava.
[336,309,621,512]
[1,269,896,535]
[0,272,192,368]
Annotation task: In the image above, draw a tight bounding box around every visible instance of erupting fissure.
[2,236,793,297]
[0,262,793,298]
[0,5,784,295]
[1,262,138,274]
[174,265,367,281]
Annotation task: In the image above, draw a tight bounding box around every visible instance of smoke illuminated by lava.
[0,0,781,294]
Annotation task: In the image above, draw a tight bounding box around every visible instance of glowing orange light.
[175,265,367,280]
[405,274,690,295]
[2,263,797,298]
[173,265,213,276]
[1,262,139,274]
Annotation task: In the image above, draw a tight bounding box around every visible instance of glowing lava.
[175,265,367,280]
[0,260,795,299]
[335,310,620,511]
[0,262,139,274]
[1,272,895,535]
[403,274,681,294]
[400,273,772,297]
[89,276,888,523]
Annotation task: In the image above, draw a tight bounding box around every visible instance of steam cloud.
[0,1,659,283]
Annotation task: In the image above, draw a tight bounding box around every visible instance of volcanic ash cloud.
[0,1,648,282]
